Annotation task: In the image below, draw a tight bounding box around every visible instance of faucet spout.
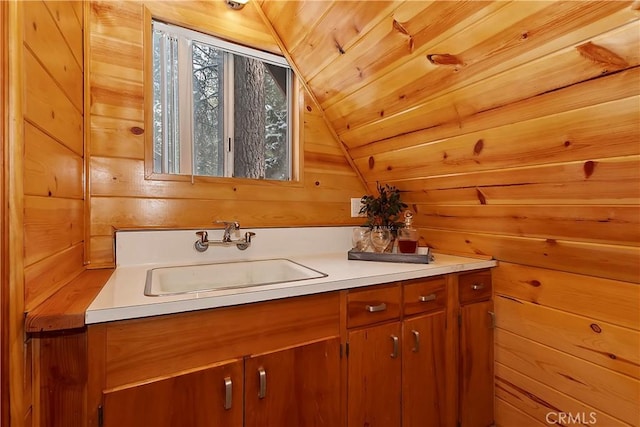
[194,222,255,252]
[217,220,240,242]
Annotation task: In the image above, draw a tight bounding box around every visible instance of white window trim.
[152,19,294,180]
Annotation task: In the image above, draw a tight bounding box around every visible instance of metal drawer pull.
[471,283,485,290]
[223,377,232,410]
[419,294,436,302]
[390,335,399,359]
[411,330,420,353]
[258,367,267,399]
[366,302,387,313]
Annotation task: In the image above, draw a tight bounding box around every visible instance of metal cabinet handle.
[390,335,399,359]
[419,294,436,302]
[366,302,387,313]
[258,367,266,399]
[471,283,485,290]
[223,377,232,410]
[411,330,420,353]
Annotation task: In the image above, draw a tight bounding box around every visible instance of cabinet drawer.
[403,277,446,316]
[347,283,401,328]
[458,270,492,304]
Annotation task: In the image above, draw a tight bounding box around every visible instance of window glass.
[152,20,293,181]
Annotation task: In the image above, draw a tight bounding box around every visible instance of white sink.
[144,258,327,296]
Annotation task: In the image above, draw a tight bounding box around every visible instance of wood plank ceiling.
[258,0,639,192]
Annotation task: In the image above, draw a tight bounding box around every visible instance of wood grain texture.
[493,262,640,331]
[398,156,640,206]
[414,205,639,246]
[495,398,546,427]
[103,360,244,427]
[356,96,639,183]
[5,2,28,425]
[495,363,628,427]
[495,329,639,426]
[24,0,83,112]
[244,338,341,427]
[36,330,88,427]
[496,296,640,379]
[102,292,340,389]
[25,269,113,333]
[346,283,401,328]
[24,49,83,156]
[459,299,494,427]
[24,244,84,312]
[402,312,446,427]
[347,321,402,427]
[337,16,639,146]
[87,2,366,266]
[21,0,85,321]
[24,122,83,199]
[422,229,640,284]
[24,196,84,265]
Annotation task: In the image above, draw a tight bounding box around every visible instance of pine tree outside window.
[151,20,294,181]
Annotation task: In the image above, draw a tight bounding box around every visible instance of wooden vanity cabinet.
[102,359,244,427]
[88,292,342,427]
[345,277,449,427]
[244,338,341,427]
[346,282,402,427]
[402,277,448,427]
[458,270,495,427]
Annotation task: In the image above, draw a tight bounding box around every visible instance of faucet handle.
[215,220,240,229]
[195,230,208,243]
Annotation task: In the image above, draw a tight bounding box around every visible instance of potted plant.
[359,183,408,252]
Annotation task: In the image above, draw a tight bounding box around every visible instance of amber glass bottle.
[398,210,418,253]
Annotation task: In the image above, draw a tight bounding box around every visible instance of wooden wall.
[261,1,640,426]
[87,0,366,268]
[5,1,85,426]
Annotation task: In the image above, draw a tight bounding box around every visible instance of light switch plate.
[351,198,364,218]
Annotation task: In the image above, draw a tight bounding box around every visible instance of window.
[151,20,294,181]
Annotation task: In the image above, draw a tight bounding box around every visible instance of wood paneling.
[261,1,639,426]
[23,0,83,112]
[22,0,85,312]
[356,96,639,183]
[494,263,640,331]
[496,329,639,426]
[87,0,366,267]
[24,123,83,199]
[36,330,88,427]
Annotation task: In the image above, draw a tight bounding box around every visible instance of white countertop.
[86,251,496,324]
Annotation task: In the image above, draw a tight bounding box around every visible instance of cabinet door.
[402,311,446,427]
[244,337,341,427]
[459,300,495,427]
[348,322,402,427]
[102,359,243,427]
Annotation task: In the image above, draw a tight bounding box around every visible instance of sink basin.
[144,258,327,296]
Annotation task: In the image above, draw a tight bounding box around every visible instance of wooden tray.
[347,248,433,264]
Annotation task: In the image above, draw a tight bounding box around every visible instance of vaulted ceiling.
[255,0,639,191]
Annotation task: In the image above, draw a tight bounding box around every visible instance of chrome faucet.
[194,220,256,252]
[220,220,240,242]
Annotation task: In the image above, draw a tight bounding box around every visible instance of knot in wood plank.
[576,41,628,69]
[427,53,463,66]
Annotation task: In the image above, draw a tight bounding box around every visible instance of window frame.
[143,12,303,185]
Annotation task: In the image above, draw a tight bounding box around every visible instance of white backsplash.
[115,226,355,267]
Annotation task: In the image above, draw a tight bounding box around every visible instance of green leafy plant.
[359,183,408,236]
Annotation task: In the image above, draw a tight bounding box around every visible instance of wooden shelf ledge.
[25,268,114,333]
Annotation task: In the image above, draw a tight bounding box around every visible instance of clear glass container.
[398,210,418,253]
[370,227,391,253]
